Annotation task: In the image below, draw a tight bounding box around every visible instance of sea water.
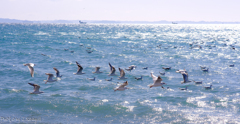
[0,23,240,123]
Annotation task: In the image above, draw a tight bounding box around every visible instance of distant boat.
[172,22,178,24]
[79,20,87,24]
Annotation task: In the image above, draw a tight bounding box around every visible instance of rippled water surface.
[0,23,240,123]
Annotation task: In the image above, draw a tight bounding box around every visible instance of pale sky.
[0,0,239,22]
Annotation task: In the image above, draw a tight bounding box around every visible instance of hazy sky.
[0,0,239,22]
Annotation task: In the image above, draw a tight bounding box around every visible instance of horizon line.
[1,18,240,24]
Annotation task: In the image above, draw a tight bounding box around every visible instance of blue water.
[0,23,240,123]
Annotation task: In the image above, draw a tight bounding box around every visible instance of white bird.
[73,61,85,75]
[176,69,187,73]
[118,68,127,80]
[179,86,188,90]
[105,78,112,81]
[87,77,95,81]
[53,67,62,78]
[28,83,44,94]
[92,67,103,74]
[108,63,117,76]
[23,63,35,77]
[204,85,212,90]
[44,73,57,84]
[135,76,143,80]
[114,81,129,91]
[149,73,166,88]
[181,71,191,84]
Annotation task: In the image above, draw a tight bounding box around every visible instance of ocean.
[0,23,240,123]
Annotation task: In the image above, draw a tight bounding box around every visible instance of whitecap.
[102,99,108,102]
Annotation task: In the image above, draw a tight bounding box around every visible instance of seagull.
[44,73,57,84]
[86,50,93,53]
[192,80,202,84]
[105,78,112,81]
[87,77,95,81]
[92,67,103,74]
[162,67,171,70]
[204,85,212,90]
[135,76,143,80]
[179,86,188,90]
[73,61,85,75]
[125,65,137,72]
[229,64,234,67]
[142,67,148,70]
[53,67,62,78]
[176,69,187,73]
[108,63,117,76]
[23,63,35,77]
[114,81,129,91]
[118,68,127,80]
[202,68,209,72]
[28,83,44,94]
[149,73,166,88]
[181,71,191,84]
[200,66,207,70]
[159,72,165,75]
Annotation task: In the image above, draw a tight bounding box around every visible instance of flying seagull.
[92,67,103,74]
[53,67,62,78]
[181,71,192,84]
[44,73,57,84]
[114,81,129,91]
[108,63,117,76]
[23,63,35,77]
[149,73,166,88]
[73,61,85,75]
[28,83,44,94]
[118,68,127,80]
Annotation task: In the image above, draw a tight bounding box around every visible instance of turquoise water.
[0,23,240,123]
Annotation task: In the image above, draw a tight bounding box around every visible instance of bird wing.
[109,63,113,71]
[151,73,158,81]
[119,68,125,77]
[154,76,163,85]
[46,73,54,80]
[95,67,100,72]
[24,63,34,77]
[181,72,188,82]
[28,66,34,77]
[119,81,128,88]
[76,61,83,73]
[53,67,60,76]
[28,83,40,92]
